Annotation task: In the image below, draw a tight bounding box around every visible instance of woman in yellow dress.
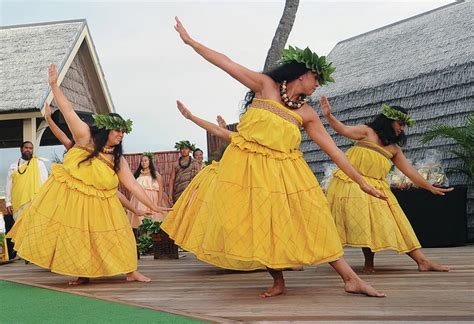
[162,17,388,298]
[43,101,152,219]
[321,97,452,273]
[8,64,170,285]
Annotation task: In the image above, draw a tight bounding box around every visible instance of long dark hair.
[133,155,157,180]
[79,113,125,172]
[241,62,310,113]
[367,106,408,146]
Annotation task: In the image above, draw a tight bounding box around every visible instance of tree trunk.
[263,0,300,72]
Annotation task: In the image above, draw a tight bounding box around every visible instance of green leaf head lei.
[92,114,133,133]
[174,140,196,151]
[381,104,416,127]
[280,46,336,85]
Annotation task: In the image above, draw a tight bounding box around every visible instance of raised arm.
[43,102,74,150]
[174,17,273,94]
[177,100,232,141]
[303,106,386,200]
[117,157,171,213]
[319,96,370,141]
[391,148,453,195]
[48,64,90,145]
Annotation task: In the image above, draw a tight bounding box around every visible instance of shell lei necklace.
[280,80,307,109]
[102,146,114,154]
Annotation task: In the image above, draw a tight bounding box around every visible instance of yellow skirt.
[8,164,137,277]
[162,135,344,271]
[326,171,421,254]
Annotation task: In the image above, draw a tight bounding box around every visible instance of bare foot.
[68,277,90,286]
[260,280,286,298]
[126,271,151,282]
[344,278,386,297]
[418,260,450,272]
[362,264,375,274]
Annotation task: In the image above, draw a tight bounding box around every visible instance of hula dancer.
[321,98,451,273]
[162,17,387,298]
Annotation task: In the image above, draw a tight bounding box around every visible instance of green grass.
[0,280,205,323]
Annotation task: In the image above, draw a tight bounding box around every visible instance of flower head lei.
[279,46,336,109]
[381,104,416,127]
[92,114,133,133]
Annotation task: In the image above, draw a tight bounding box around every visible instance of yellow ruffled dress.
[326,141,421,253]
[7,146,137,277]
[162,99,343,270]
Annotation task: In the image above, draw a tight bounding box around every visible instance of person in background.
[168,140,201,204]
[5,141,49,259]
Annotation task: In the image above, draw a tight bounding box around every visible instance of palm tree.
[421,114,474,178]
[263,0,300,72]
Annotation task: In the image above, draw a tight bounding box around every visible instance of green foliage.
[421,114,474,178]
[280,46,336,85]
[137,218,164,255]
[137,236,153,255]
[92,114,133,133]
[174,140,196,151]
[381,103,416,127]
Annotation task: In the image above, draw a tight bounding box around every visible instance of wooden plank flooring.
[1,246,473,322]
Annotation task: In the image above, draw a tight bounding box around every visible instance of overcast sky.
[0,0,453,193]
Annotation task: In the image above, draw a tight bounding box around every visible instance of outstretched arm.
[392,148,453,195]
[116,191,151,216]
[48,64,90,145]
[174,17,273,95]
[43,102,74,150]
[319,96,370,141]
[304,107,386,200]
[117,157,172,213]
[177,100,232,141]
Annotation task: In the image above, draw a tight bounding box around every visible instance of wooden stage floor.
[1,246,473,322]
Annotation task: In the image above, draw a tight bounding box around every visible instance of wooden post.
[23,118,36,144]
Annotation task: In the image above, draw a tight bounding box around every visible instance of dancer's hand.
[359,182,388,200]
[152,204,173,213]
[48,64,58,86]
[428,185,454,196]
[177,100,193,120]
[174,17,193,45]
[6,206,13,215]
[320,96,332,117]
[216,115,227,128]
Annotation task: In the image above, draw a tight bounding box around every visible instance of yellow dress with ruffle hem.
[326,140,421,253]
[162,99,344,270]
[7,146,137,277]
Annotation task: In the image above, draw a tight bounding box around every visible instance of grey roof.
[313,1,473,99]
[301,1,474,238]
[0,19,87,113]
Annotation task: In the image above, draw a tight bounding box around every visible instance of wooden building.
[0,19,114,148]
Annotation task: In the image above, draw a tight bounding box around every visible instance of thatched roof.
[302,1,473,238]
[0,19,113,114]
[304,1,473,180]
